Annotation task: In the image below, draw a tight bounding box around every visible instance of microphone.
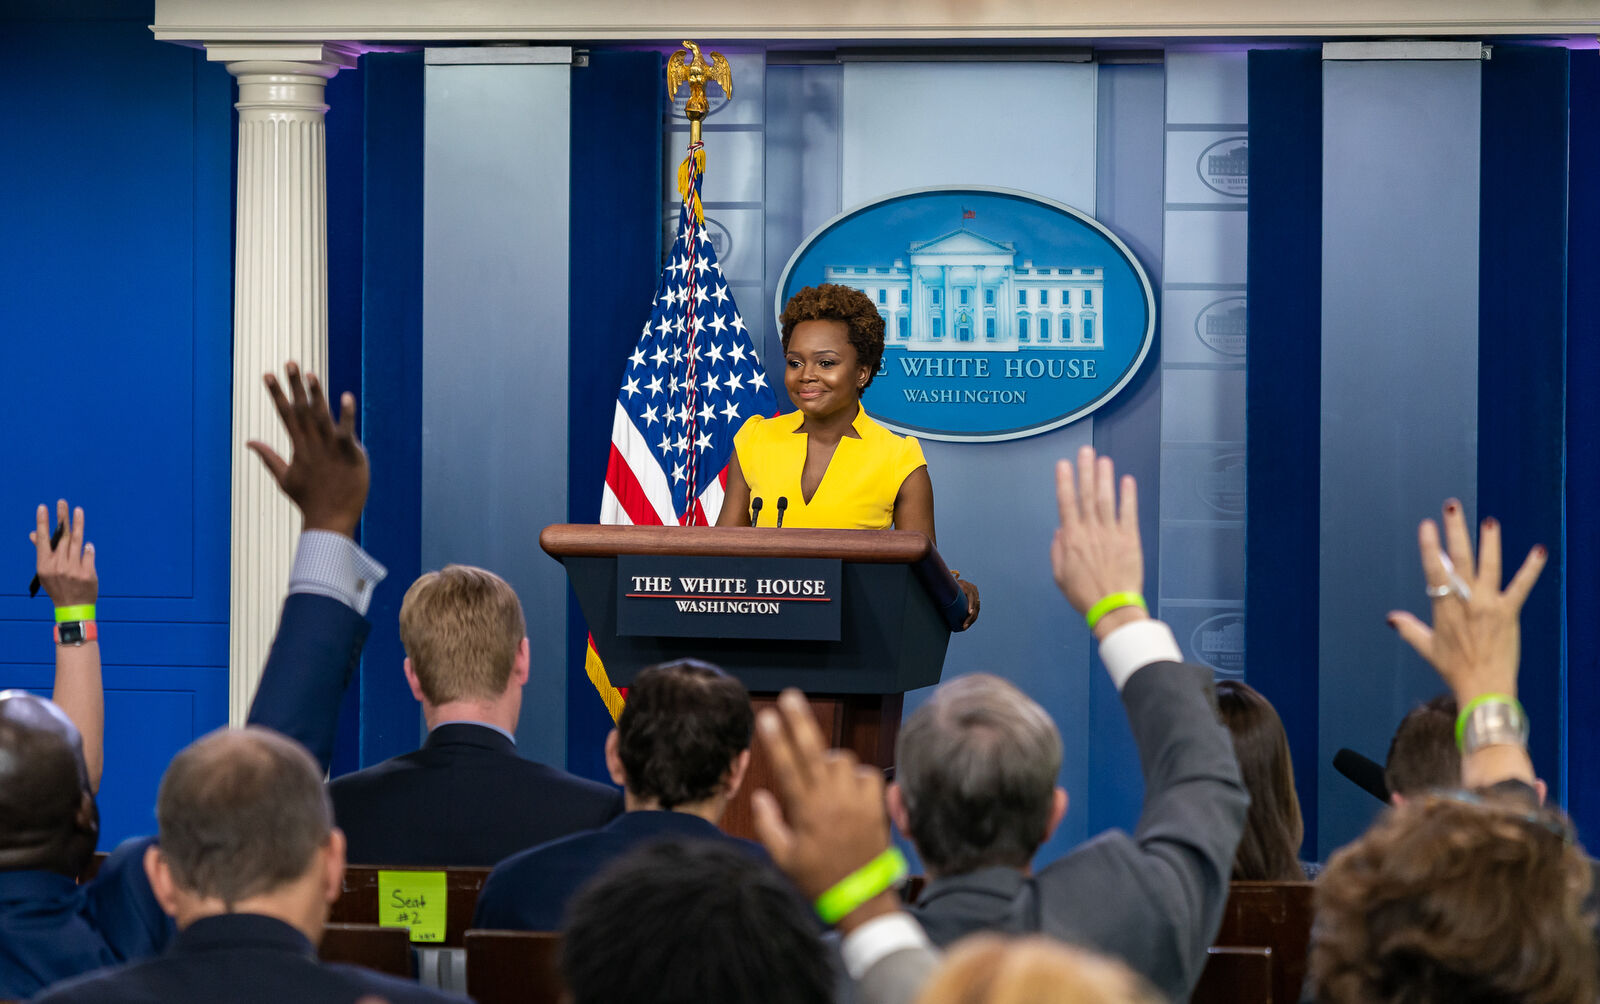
[775,497,789,528]
[1333,748,1391,804]
[750,497,764,526]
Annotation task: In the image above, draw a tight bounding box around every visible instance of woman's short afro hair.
[779,284,886,393]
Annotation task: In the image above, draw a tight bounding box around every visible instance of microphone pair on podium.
[750,496,788,528]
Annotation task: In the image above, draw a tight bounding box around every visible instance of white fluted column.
[207,44,358,725]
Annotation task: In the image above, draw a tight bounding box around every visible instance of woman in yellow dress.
[718,283,980,626]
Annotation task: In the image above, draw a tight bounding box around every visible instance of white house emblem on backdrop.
[1197,137,1248,198]
[824,229,1105,353]
[1192,613,1245,676]
[777,187,1154,442]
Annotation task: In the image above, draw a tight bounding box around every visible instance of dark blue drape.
[1478,45,1569,799]
[1566,49,1600,835]
[337,51,427,774]
[1245,49,1324,853]
[566,51,665,780]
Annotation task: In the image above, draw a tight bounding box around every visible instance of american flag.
[599,145,777,528]
[586,144,778,716]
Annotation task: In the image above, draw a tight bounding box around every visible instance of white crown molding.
[152,0,1600,44]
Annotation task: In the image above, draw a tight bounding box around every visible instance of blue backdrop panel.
[338,51,427,774]
[1566,49,1600,835]
[1087,62,1166,836]
[1245,49,1324,853]
[422,52,573,767]
[1477,45,1569,798]
[1319,57,1482,857]
[566,50,663,780]
[0,19,233,844]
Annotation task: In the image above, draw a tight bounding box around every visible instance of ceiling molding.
[150,0,1600,45]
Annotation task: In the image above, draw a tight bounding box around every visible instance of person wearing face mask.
[718,283,979,627]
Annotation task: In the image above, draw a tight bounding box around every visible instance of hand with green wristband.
[1387,500,1546,789]
[1052,445,1148,639]
[30,498,103,791]
[751,689,905,932]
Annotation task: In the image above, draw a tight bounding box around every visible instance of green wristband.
[814,847,908,925]
[1455,693,1523,751]
[55,604,96,624]
[1084,592,1147,631]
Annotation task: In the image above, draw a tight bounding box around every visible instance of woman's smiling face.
[785,319,869,420]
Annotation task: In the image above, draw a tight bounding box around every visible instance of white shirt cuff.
[1097,618,1182,691]
[840,911,932,981]
[288,531,387,616]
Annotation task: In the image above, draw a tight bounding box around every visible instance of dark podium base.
[719,692,903,842]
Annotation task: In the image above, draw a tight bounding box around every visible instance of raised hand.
[32,500,96,608]
[751,689,898,931]
[1387,501,1546,705]
[246,362,368,538]
[1051,445,1145,639]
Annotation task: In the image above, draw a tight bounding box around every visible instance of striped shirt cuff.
[1098,618,1183,692]
[289,531,387,616]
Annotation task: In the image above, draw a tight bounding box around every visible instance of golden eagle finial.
[667,40,733,146]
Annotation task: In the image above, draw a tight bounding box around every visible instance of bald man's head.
[0,691,97,876]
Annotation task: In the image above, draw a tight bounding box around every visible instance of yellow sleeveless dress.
[731,407,928,530]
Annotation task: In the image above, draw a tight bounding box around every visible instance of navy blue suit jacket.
[328,723,623,867]
[248,592,372,773]
[1,593,365,1001]
[31,913,466,1004]
[0,838,168,1001]
[473,811,766,931]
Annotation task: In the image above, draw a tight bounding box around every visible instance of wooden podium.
[540,524,967,838]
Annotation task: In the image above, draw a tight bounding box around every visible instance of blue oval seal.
[776,187,1155,442]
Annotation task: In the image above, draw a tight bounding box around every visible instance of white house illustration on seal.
[823,229,1104,353]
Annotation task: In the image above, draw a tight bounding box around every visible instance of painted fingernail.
[1385,615,1398,629]
[1445,502,1459,514]
[1484,517,1499,530]
[1534,545,1548,558]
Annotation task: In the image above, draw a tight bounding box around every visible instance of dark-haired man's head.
[399,564,531,733]
[1385,695,1548,806]
[1311,793,1596,1004]
[0,691,97,876]
[888,673,1066,877]
[607,659,753,819]
[143,727,345,942]
[562,839,832,1004]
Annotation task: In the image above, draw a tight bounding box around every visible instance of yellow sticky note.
[378,870,447,944]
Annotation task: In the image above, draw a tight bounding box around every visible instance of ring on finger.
[1425,584,1456,599]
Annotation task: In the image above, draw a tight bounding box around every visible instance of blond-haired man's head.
[399,565,530,730]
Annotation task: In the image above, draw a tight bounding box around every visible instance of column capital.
[204,41,361,76]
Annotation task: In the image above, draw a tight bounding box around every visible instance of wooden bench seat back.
[1214,881,1315,1004]
[329,865,493,947]
[1192,946,1274,1004]
[465,930,566,1004]
[318,922,414,978]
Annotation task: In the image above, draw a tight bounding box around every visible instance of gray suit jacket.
[855,943,941,1004]
[906,660,1248,1002]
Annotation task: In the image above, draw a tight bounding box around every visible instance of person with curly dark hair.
[1309,793,1597,1004]
[470,659,763,932]
[719,283,978,625]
